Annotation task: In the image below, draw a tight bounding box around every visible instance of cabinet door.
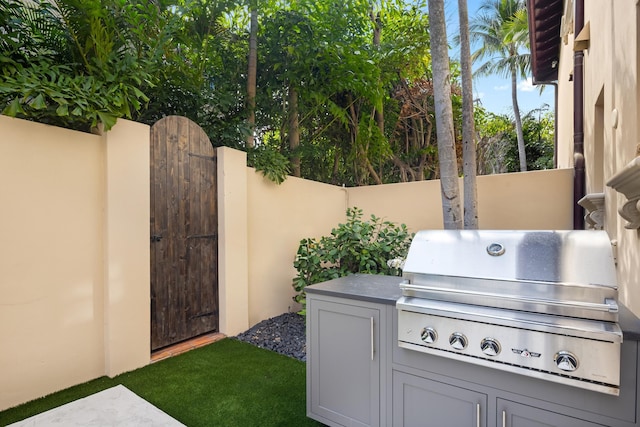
[308,298,381,427]
[497,399,607,427]
[393,370,487,427]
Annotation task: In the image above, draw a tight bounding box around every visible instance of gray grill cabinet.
[305,274,640,427]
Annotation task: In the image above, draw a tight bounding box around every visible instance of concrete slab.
[7,385,185,426]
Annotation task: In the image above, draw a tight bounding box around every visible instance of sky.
[443,0,555,116]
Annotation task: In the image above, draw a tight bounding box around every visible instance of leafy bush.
[247,144,291,185]
[292,207,413,314]
[0,0,160,132]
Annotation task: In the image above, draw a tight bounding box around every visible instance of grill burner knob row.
[449,332,468,350]
[420,327,437,344]
[480,338,501,356]
[554,351,579,372]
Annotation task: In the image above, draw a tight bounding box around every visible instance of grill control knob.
[480,338,501,356]
[554,351,579,372]
[420,327,438,344]
[449,333,468,350]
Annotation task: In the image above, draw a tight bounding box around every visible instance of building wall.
[556,18,576,168]
[0,116,150,411]
[556,0,640,316]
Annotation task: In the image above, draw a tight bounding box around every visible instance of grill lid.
[403,230,617,286]
[401,230,619,321]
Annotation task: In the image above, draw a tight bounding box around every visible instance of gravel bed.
[234,312,307,361]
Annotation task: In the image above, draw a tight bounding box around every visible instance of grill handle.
[370,317,374,361]
[400,283,619,313]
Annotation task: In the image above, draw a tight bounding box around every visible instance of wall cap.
[606,157,640,229]
[578,192,605,230]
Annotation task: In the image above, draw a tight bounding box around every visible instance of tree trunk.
[288,85,301,177]
[458,0,478,229]
[512,63,527,171]
[365,158,383,185]
[246,8,258,148]
[428,0,462,230]
[370,10,385,136]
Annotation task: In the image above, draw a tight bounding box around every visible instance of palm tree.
[428,0,462,229]
[470,0,531,172]
[458,0,478,229]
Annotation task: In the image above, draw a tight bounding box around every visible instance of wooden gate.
[150,116,219,351]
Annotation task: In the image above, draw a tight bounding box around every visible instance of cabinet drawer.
[497,399,607,427]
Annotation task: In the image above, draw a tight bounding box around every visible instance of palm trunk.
[458,0,478,229]
[428,0,462,230]
[512,66,527,171]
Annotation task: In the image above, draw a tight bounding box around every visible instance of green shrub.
[292,207,413,314]
[247,144,291,184]
[0,0,160,132]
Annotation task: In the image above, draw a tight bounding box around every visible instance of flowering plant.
[292,207,413,314]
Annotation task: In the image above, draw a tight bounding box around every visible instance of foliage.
[504,108,555,171]
[247,143,291,184]
[0,0,547,185]
[136,0,251,147]
[475,106,554,174]
[469,0,530,80]
[469,0,531,171]
[0,0,159,132]
[292,207,413,314]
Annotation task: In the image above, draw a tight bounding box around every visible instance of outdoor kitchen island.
[305,273,640,427]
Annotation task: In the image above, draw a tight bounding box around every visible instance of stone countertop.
[305,273,402,304]
[305,273,640,341]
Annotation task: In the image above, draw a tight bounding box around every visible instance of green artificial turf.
[0,339,323,427]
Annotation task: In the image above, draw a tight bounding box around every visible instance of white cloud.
[518,78,535,92]
[493,84,509,91]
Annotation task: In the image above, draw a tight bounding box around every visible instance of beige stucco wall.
[246,167,346,327]
[555,26,576,169]
[102,119,151,377]
[217,147,250,335]
[348,169,574,232]
[0,116,150,411]
[555,0,640,316]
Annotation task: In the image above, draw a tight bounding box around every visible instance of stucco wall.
[0,116,150,411]
[555,0,640,316]
[556,26,576,169]
[348,169,574,232]
[246,169,346,327]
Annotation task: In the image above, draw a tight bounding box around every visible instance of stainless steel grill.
[396,230,623,395]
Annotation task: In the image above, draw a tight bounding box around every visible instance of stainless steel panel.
[400,278,619,321]
[397,297,623,342]
[402,230,617,288]
[397,341,620,396]
[396,306,621,393]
